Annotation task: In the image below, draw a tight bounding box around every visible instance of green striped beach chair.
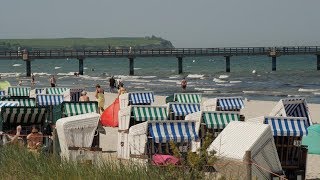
[173,93,202,104]
[62,101,98,117]
[46,87,69,94]
[7,87,31,97]
[0,106,48,131]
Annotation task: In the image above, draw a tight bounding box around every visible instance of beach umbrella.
[0,81,11,90]
[302,124,320,155]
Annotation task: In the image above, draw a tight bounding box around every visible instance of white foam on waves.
[219,75,229,79]
[187,74,204,78]
[12,64,22,67]
[213,78,227,83]
[54,67,61,69]
[298,88,320,92]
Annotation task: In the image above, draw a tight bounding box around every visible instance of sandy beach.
[83,92,320,179]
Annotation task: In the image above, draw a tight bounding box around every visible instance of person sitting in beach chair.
[0,125,24,146]
[27,125,43,152]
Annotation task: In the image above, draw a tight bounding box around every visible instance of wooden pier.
[0,46,320,76]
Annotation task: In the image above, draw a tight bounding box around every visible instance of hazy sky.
[1,0,319,47]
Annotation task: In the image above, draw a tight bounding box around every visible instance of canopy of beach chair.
[0,101,19,109]
[174,93,202,104]
[169,103,200,116]
[46,87,68,94]
[7,87,30,97]
[0,107,47,130]
[270,98,312,126]
[37,94,64,106]
[62,101,98,117]
[148,120,199,143]
[132,106,168,122]
[302,124,320,155]
[2,97,36,106]
[56,113,100,159]
[202,111,240,129]
[128,91,154,105]
[264,116,308,137]
[216,97,244,111]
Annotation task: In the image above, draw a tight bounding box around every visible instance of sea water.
[1,55,320,103]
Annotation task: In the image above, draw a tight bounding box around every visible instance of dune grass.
[0,145,215,180]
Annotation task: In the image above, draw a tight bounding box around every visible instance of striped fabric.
[7,87,30,97]
[169,103,201,116]
[37,94,64,106]
[0,90,5,96]
[217,97,244,111]
[129,92,154,105]
[174,93,202,103]
[0,107,47,124]
[132,106,168,121]
[148,121,199,143]
[46,87,68,94]
[35,88,45,94]
[264,117,308,137]
[0,101,19,108]
[3,98,36,106]
[203,111,240,129]
[63,102,98,117]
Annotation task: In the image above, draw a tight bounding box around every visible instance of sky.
[0,0,320,48]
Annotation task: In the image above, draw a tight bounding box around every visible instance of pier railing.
[0,46,319,59]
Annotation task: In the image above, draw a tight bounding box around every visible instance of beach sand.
[86,92,320,179]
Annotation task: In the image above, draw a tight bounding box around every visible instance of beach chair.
[168,102,200,120]
[128,120,199,164]
[0,106,48,133]
[173,93,202,104]
[269,98,312,126]
[208,121,283,179]
[185,111,241,146]
[1,97,36,107]
[264,116,309,179]
[118,105,168,159]
[69,88,85,102]
[36,94,66,125]
[119,91,154,109]
[56,113,102,164]
[7,86,31,97]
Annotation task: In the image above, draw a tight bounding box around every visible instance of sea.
[1,55,320,103]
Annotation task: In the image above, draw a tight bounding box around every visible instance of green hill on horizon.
[0,36,174,50]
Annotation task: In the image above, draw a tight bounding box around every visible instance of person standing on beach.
[31,73,35,85]
[109,76,116,93]
[95,84,105,114]
[181,78,187,91]
[49,75,56,87]
[118,83,127,96]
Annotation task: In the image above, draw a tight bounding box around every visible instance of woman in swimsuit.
[95,84,105,114]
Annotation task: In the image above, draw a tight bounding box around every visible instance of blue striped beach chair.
[264,116,309,178]
[168,103,201,120]
[270,98,312,126]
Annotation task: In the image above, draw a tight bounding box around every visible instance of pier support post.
[177,57,183,74]
[26,60,31,77]
[317,54,320,70]
[129,57,134,75]
[272,56,277,71]
[78,58,84,75]
[225,56,231,72]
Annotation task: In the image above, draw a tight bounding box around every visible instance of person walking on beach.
[95,84,105,114]
[49,75,56,87]
[118,83,127,96]
[109,76,116,93]
[181,77,187,91]
[79,91,90,101]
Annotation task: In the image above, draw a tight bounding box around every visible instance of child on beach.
[95,84,105,114]
[49,75,56,87]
